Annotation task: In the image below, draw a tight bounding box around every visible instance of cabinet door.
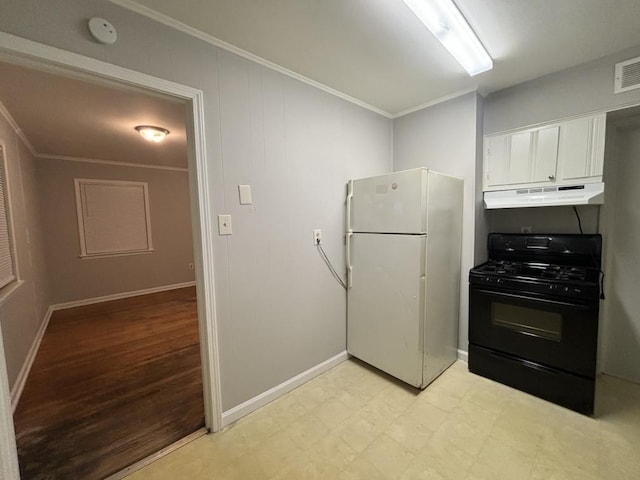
[558,114,605,182]
[484,135,508,187]
[485,132,537,188]
[507,132,532,184]
[531,126,559,183]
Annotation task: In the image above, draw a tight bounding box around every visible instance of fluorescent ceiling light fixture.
[135,125,170,143]
[403,0,493,76]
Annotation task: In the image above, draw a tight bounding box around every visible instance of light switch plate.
[238,184,252,205]
[218,214,232,235]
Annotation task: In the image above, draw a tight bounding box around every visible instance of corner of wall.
[0,107,52,391]
[474,93,488,264]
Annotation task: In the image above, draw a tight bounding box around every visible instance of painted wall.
[484,44,640,135]
[488,206,600,236]
[474,95,488,265]
[392,92,484,354]
[0,112,50,388]
[37,159,195,304]
[213,52,392,408]
[0,0,393,410]
[599,125,640,383]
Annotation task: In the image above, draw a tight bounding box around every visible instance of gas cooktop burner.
[469,234,603,301]
[478,260,593,282]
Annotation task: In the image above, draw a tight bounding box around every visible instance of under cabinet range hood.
[484,182,605,209]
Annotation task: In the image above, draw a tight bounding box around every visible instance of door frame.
[0,32,223,479]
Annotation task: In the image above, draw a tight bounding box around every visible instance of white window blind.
[74,179,153,257]
[0,147,16,290]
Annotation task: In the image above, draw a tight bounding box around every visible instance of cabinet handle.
[548,175,555,180]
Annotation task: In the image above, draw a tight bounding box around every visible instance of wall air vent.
[614,56,640,94]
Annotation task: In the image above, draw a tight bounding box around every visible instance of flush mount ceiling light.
[402,0,493,76]
[135,125,170,143]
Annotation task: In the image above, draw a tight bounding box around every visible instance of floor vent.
[615,56,640,94]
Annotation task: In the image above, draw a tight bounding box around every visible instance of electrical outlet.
[313,229,322,245]
[218,214,232,235]
[188,263,194,270]
[521,226,532,233]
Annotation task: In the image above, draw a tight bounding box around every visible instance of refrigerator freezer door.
[347,233,426,387]
[350,169,427,234]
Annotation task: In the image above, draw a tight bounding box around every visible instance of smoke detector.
[88,17,117,45]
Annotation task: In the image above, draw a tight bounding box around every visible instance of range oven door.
[469,285,598,378]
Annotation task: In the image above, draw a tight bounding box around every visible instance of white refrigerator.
[346,168,463,388]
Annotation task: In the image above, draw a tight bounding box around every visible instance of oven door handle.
[471,288,595,310]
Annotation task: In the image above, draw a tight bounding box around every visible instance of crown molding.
[109,0,393,119]
[0,102,37,156]
[36,153,188,172]
[391,88,479,119]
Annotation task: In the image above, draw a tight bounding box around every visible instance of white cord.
[316,243,347,290]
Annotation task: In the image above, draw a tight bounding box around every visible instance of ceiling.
[0,61,188,169]
[127,0,640,115]
[2,2,640,167]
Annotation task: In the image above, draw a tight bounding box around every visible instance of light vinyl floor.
[128,359,640,479]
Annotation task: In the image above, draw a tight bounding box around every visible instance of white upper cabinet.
[557,115,606,182]
[483,113,605,192]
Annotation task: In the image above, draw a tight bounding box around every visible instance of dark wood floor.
[13,287,205,480]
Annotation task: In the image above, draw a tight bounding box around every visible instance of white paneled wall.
[214,52,392,409]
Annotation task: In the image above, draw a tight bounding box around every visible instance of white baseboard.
[51,281,196,311]
[221,350,349,427]
[457,349,469,362]
[11,305,54,412]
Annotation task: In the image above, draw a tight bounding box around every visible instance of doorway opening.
[0,36,221,479]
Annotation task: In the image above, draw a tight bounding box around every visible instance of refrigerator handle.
[346,180,353,289]
[346,180,353,233]
[346,232,353,289]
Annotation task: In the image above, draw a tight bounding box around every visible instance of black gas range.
[468,233,602,414]
[470,260,601,302]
